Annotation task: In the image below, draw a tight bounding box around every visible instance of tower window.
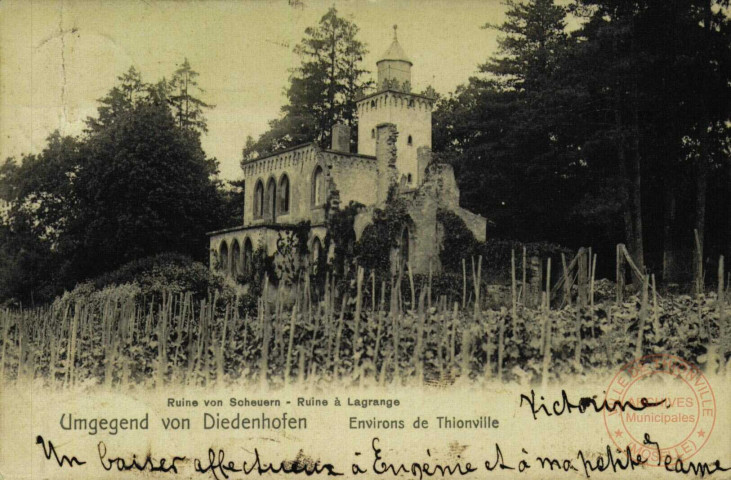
[371,128,375,138]
[407,135,413,146]
[407,173,413,183]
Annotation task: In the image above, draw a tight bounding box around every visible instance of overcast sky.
[0,0,507,180]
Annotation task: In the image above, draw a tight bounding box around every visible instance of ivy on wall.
[354,195,411,280]
[436,208,480,273]
[274,221,311,284]
[325,201,364,281]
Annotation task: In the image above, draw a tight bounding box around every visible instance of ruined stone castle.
[209,29,486,278]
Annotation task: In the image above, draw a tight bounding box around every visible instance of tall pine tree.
[242,7,372,161]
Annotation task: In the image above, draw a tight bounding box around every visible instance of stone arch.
[231,239,241,278]
[278,173,290,215]
[311,165,325,207]
[254,179,264,219]
[400,226,410,267]
[265,176,276,222]
[398,223,415,271]
[243,237,253,276]
[310,236,323,275]
[219,240,229,274]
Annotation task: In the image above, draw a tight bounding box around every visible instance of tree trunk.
[662,180,678,282]
[614,92,643,287]
[629,105,645,277]
[727,158,731,260]
[693,159,708,294]
[614,100,635,261]
[693,0,712,295]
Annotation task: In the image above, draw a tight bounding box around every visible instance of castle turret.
[357,26,434,187]
[377,26,412,92]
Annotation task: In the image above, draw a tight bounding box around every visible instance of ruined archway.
[231,239,241,278]
[243,237,253,276]
[219,240,229,274]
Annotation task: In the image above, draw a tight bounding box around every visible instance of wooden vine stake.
[353,266,364,370]
[541,258,552,389]
[578,248,587,308]
[617,244,626,303]
[694,229,704,295]
[501,252,514,382]
[634,273,649,360]
[718,256,726,352]
[462,259,467,310]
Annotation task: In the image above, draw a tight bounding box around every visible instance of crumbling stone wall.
[397,159,487,274]
[376,123,398,204]
[405,184,441,274]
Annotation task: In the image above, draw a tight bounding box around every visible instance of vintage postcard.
[0,0,729,478]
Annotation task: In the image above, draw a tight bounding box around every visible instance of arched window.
[219,240,229,274]
[279,174,290,215]
[231,239,241,278]
[400,227,410,269]
[407,135,413,146]
[243,238,253,276]
[254,180,264,219]
[312,166,324,207]
[371,128,375,138]
[265,177,276,221]
[407,173,413,184]
[311,237,322,275]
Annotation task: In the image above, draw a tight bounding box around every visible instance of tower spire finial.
[393,24,398,41]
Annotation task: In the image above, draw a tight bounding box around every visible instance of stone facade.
[358,91,433,188]
[209,28,487,278]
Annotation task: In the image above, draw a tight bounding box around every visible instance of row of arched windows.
[217,229,409,280]
[252,166,326,222]
[218,236,325,278]
[218,238,254,277]
[253,174,289,221]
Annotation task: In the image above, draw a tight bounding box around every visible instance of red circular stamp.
[603,354,716,466]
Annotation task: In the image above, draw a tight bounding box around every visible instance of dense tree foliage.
[242,7,372,162]
[434,0,730,282]
[0,65,233,304]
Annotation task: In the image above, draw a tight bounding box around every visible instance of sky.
[0,0,507,180]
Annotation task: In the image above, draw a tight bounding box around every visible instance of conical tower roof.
[377,25,412,65]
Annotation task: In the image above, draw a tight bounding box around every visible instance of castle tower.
[357,26,434,187]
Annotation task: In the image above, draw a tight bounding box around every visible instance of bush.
[437,208,480,273]
[354,197,411,280]
[480,239,573,283]
[326,201,364,281]
[88,252,231,301]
